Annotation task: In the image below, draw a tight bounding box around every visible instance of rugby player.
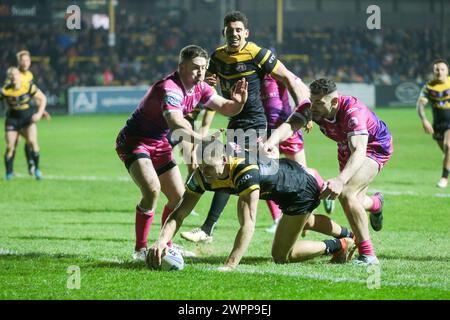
[148,140,355,271]
[416,59,450,188]
[115,45,248,260]
[180,11,310,243]
[1,67,47,180]
[13,51,51,177]
[264,78,393,265]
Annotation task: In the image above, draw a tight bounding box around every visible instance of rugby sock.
[266,200,282,221]
[161,205,173,247]
[358,239,375,256]
[25,144,34,167]
[338,226,354,239]
[323,238,343,255]
[369,195,381,214]
[4,155,13,174]
[442,168,449,179]
[31,151,40,169]
[201,192,230,236]
[135,205,155,251]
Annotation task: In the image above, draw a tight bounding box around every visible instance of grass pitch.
[0,108,449,299]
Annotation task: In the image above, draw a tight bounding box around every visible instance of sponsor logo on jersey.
[164,92,183,109]
[348,117,359,129]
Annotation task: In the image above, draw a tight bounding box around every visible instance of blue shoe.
[353,254,380,266]
[34,169,42,180]
[323,199,335,214]
[369,192,384,231]
[5,173,13,181]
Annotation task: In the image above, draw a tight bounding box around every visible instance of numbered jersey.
[209,42,279,130]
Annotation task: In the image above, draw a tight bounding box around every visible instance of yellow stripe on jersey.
[270,60,280,74]
[238,184,260,197]
[425,77,450,92]
[233,164,259,184]
[1,81,39,110]
[258,50,272,69]
[214,42,261,64]
[423,76,450,109]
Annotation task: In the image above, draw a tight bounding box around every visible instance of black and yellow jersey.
[4,70,33,86]
[21,70,34,84]
[186,157,313,200]
[420,76,450,124]
[0,80,40,118]
[209,42,280,130]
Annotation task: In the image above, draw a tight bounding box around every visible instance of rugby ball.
[161,248,184,271]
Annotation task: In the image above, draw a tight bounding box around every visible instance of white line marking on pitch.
[1,248,447,290]
[191,265,449,290]
[10,174,450,198]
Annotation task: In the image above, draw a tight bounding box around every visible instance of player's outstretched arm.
[264,111,308,152]
[416,96,433,134]
[219,189,259,271]
[270,62,310,108]
[164,111,210,144]
[148,190,202,269]
[320,135,368,200]
[207,78,248,116]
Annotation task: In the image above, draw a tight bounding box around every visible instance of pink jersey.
[294,94,393,169]
[123,72,216,139]
[261,75,292,129]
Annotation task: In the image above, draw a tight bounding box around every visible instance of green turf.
[0,108,449,299]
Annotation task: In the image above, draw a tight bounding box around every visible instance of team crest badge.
[236,63,246,72]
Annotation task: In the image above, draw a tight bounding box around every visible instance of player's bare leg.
[21,123,41,179]
[338,157,380,265]
[271,213,353,264]
[437,129,450,188]
[303,213,354,239]
[4,130,19,180]
[129,158,161,258]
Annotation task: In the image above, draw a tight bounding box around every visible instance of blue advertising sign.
[68,86,149,114]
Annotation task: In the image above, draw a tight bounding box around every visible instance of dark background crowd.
[0,0,448,96]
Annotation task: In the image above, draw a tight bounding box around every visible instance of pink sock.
[162,205,173,247]
[358,239,375,256]
[266,200,282,221]
[135,206,155,251]
[370,196,381,213]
